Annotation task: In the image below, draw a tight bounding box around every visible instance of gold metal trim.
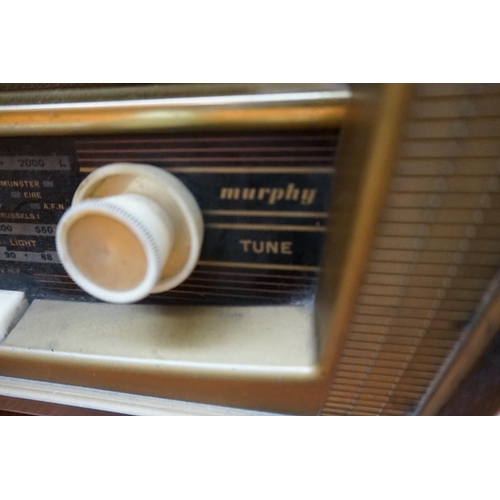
[197,260,319,272]
[203,210,328,218]
[204,223,326,232]
[0,301,320,414]
[316,85,414,408]
[0,84,349,136]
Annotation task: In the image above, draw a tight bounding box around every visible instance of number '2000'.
[18,158,45,167]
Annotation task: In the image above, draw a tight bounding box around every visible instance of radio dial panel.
[0,130,338,305]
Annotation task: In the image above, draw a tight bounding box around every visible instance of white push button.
[0,290,28,341]
[56,163,203,304]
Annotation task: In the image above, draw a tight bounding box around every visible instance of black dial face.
[0,129,339,305]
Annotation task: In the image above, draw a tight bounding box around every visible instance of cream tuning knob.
[56,163,204,304]
[57,193,173,303]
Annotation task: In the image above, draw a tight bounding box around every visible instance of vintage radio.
[0,84,499,415]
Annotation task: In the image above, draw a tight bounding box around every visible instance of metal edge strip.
[0,87,350,136]
[0,375,275,416]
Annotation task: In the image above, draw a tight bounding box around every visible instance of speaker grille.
[323,84,500,415]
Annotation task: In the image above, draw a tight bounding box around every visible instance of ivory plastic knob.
[56,163,204,304]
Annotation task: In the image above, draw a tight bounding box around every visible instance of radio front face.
[2,84,498,416]
[0,130,338,306]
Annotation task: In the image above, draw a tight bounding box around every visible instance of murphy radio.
[0,84,499,416]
